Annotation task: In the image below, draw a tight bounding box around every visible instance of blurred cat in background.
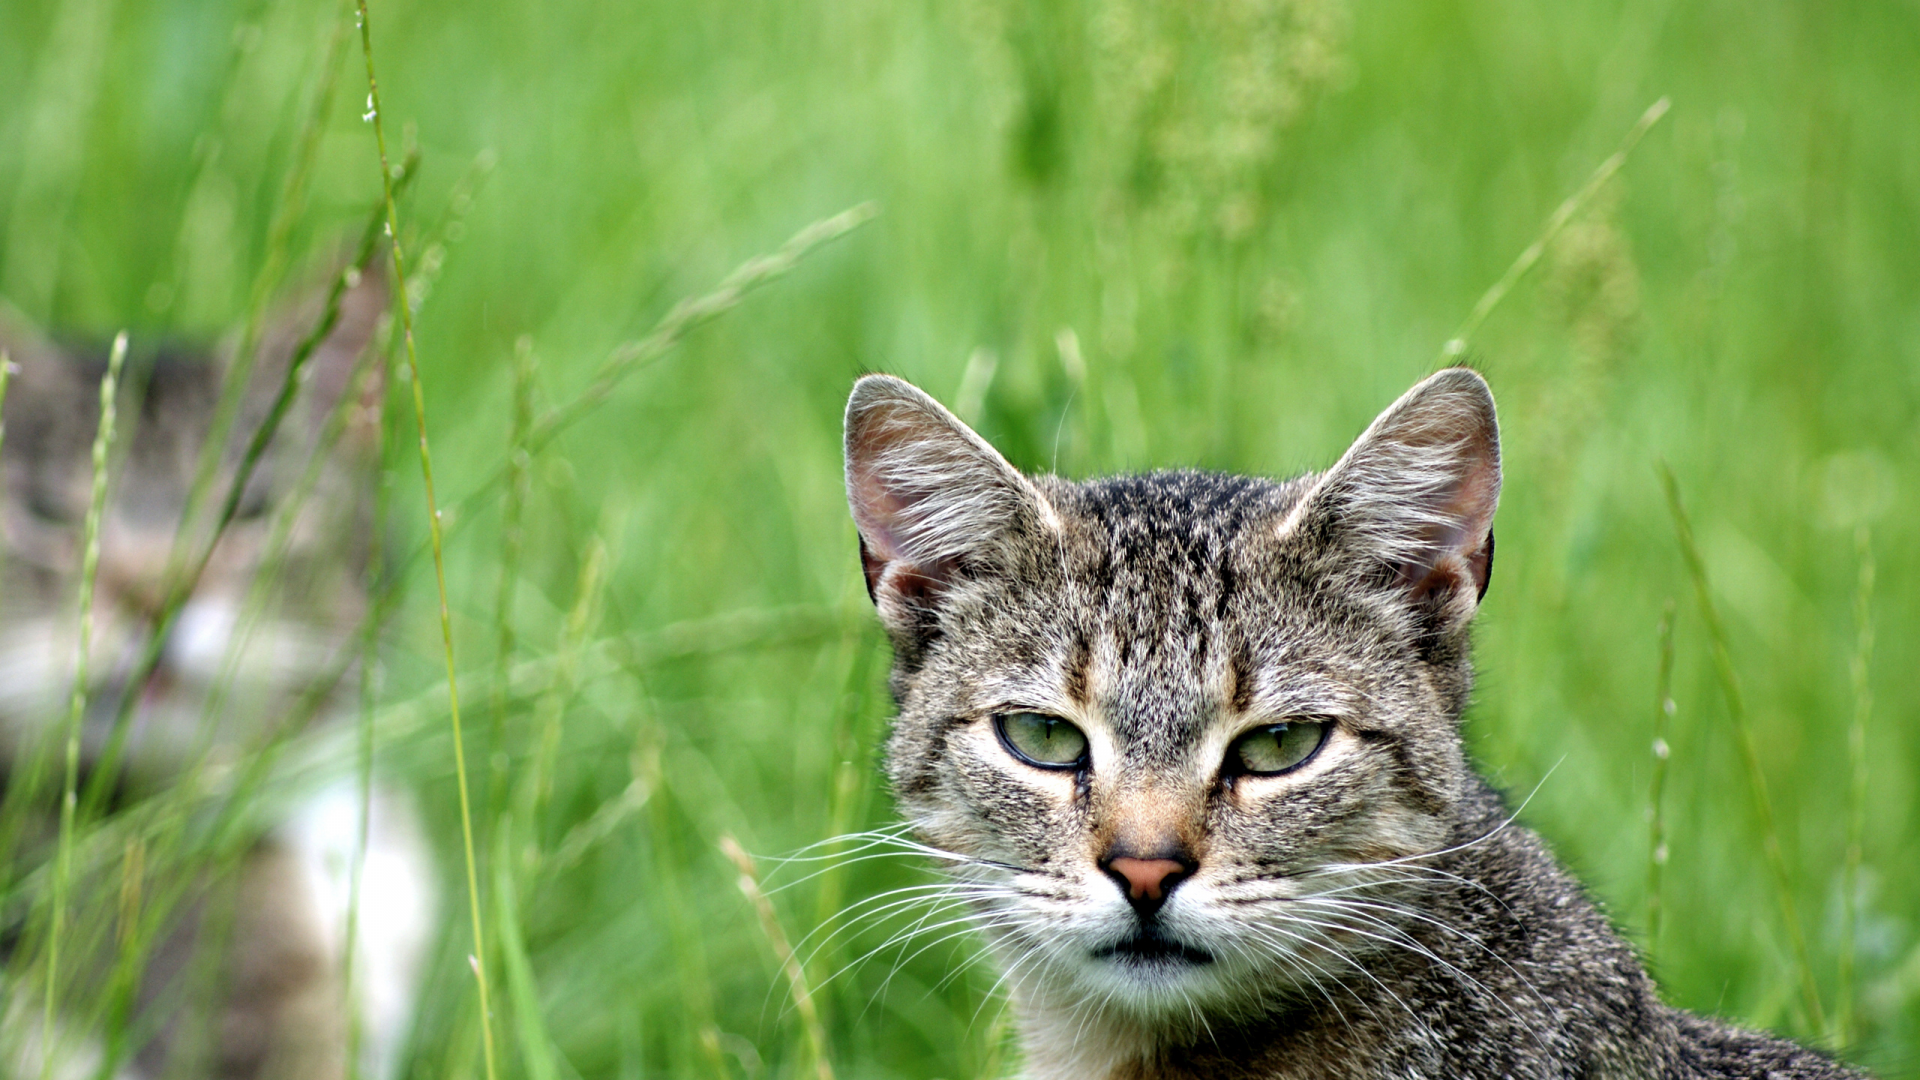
[0,267,434,1080]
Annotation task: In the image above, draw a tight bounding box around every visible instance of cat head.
[844,368,1499,1028]
[0,266,387,783]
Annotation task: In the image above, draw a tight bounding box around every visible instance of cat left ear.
[844,374,1052,633]
[1284,367,1500,618]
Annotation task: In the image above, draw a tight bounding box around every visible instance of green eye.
[1228,720,1330,776]
[994,712,1089,770]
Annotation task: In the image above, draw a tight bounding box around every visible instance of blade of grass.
[0,601,857,941]
[493,820,562,1080]
[1646,599,1676,955]
[171,0,356,572]
[82,321,394,1078]
[806,625,885,994]
[1836,524,1875,1046]
[1440,97,1669,361]
[489,335,538,828]
[721,835,835,1080]
[646,785,728,1080]
[355,6,499,1079]
[1658,462,1826,1034]
[519,533,608,853]
[40,331,126,1080]
[77,169,415,820]
[434,201,878,538]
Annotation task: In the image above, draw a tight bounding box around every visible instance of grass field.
[1,0,1916,1076]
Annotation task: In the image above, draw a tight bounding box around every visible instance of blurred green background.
[1,0,1915,1075]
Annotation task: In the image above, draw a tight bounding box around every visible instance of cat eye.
[1226,720,1330,777]
[993,712,1089,771]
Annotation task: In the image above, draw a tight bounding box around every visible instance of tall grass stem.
[78,175,413,818]
[1836,525,1874,1045]
[174,0,355,580]
[493,820,561,1080]
[355,5,499,1078]
[721,835,836,1080]
[1441,97,1668,360]
[40,332,125,1080]
[488,335,537,829]
[1658,462,1826,1033]
[1646,599,1676,954]
[431,202,878,542]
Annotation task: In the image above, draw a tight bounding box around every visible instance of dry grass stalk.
[720,834,836,1080]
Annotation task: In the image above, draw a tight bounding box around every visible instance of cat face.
[845,370,1499,1030]
[0,273,385,782]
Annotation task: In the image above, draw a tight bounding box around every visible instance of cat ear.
[1283,367,1500,620]
[844,374,1052,628]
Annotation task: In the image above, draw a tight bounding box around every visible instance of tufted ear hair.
[844,374,1052,635]
[1282,367,1501,628]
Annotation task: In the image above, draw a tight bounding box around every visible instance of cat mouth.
[1093,928,1214,967]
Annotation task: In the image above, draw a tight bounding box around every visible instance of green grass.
[2,0,1917,1077]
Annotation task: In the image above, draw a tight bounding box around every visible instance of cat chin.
[1019,937,1240,1019]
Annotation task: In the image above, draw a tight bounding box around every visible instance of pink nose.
[1106,857,1187,902]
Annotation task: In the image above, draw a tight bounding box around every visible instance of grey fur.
[843,369,1864,1080]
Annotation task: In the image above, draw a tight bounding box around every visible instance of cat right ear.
[1282,367,1501,630]
[844,374,1051,632]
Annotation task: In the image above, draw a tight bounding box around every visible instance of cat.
[841,368,1866,1079]
[0,269,433,1080]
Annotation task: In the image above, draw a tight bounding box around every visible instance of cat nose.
[1100,856,1193,917]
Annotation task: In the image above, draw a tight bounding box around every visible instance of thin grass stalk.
[40,331,126,1080]
[492,819,561,1080]
[0,603,854,928]
[647,790,729,1080]
[79,174,413,818]
[522,534,607,849]
[977,1001,1012,1080]
[526,202,876,454]
[1440,97,1669,361]
[178,335,386,774]
[85,650,367,1078]
[721,835,836,1080]
[489,335,537,827]
[355,7,499,1079]
[7,628,360,958]
[807,627,884,989]
[1836,524,1875,1045]
[172,0,355,570]
[81,328,392,1077]
[435,202,878,537]
[1646,599,1676,954]
[1657,462,1826,1033]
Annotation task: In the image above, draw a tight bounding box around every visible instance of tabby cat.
[0,271,432,1080]
[842,368,1864,1079]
